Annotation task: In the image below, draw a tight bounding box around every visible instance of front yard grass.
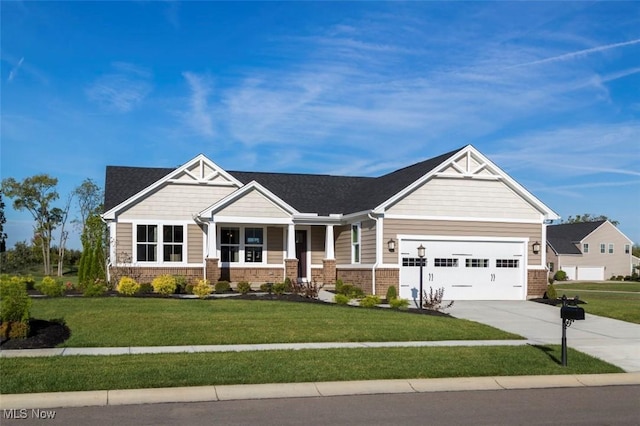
[0,345,623,394]
[553,282,640,324]
[29,298,521,347]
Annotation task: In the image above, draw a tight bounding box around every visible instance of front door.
[295,230,307,279]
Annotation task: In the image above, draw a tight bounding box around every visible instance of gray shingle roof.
[104,147,465,215]
[547,220,606,255]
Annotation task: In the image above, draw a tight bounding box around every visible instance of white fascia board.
[397,234,529,243]
[198,180,298,218]
[384,213,543,224]
[341,210,373,222]
[211,215,293,225]
[293,215,344,225]
[581,221,634,245]
[102,154,242,220]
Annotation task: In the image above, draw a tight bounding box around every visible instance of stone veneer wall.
[527,269,548,298]
[336,268,373,294]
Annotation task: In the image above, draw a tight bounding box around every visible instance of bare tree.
[56,193,74,276]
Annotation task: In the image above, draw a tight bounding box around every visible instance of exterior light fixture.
[532,241,541,254]
[387,238,396,252]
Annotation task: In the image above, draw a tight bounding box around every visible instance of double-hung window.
[583,243,589,254]
[352,223,361,263]
[137,225,158,262]
[221,227,240,263]
[608,243,614,254]
[600,243,606,254]
[163,225,184,262]
[244,228,263,263]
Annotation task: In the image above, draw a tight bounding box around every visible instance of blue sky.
[1,1,639,250]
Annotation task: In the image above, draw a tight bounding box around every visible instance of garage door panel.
[400,238,526,301]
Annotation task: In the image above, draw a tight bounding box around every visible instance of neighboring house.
[547,220,634,280]
[102,145,559,300]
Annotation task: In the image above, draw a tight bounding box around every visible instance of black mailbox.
[560,305,585,321]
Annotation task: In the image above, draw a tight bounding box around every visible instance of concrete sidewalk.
[1,373,639,410]
[448,301,640,372]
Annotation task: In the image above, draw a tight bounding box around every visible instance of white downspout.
[368,212,381,295]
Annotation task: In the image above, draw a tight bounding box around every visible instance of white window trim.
[608,243,614,254]
[133,221,189,265]
[351,222,361,264]
[218,225,267,266]
[600,243,606,254]
[583,243,589,254]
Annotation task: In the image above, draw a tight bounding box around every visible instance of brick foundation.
[205,258,220,283]
[322,259,336,286]
[527,269,548,298]
[374,268,400,298]
[110,266,203,285]
[285,259,298,283]
[336,268,373,294]
[219,267,284,283]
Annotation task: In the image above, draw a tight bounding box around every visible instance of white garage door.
[399,238,526,301]
[577,266,604,281]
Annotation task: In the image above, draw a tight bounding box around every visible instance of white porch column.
[325,224,335,260]
[287,223,296,258]
[207,219,217,258]
[108,222,117,264]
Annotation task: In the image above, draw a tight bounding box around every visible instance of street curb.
[1,373,639,409]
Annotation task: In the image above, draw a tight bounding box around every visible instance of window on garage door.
[496,259,519,268]
[434,258,458,267]
[466,258,489,268]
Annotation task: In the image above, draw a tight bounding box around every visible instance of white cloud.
[182,72,215,137]
[7,56,24,82]
[85,63,153,112]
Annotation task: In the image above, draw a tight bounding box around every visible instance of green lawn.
[0,345,622,394]
[553,282,640,324]
[29,297,521,347]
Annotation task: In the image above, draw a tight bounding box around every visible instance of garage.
[561,266,604,281]
[399,237,527,301]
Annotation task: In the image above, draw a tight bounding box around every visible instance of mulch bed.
[0,319,71,350]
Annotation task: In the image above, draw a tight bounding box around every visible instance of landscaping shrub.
[359,295,381,308]
[173,275,189,294]
[385,285,397,302]
[337,283,365,299]
[554,270,567,281]
[335,279,344,294]
[548,277,555,285]
[283,277,293,292]
[0,276,32,339]
[184,283,195,295]
[544,284,557,300]
[334,293,350,305]
[273,281,287,295]
[152,275,177,296]
[22,275,36,291]
[237,281,251,294]
[116,277,140,296]
[83,279,108,297]
[192,279,212,299]
[36,276,65,297]
[259,283,273,293]
[139,282,154,294]
[389,297,410,310]
[214,281,231,294]
[423,287,454,312]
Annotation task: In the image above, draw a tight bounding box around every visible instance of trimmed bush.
[192,279,212,299]
[554,270,567,281]
[359,295,381,308]
[334,293,350,305]
[117,277,140,296]
[273,282,287,295]
[389,297,410,310]
[544,284,557,300]
[139,282,154,294]
[174,275,189,294]
[184,283,195,294]
[214,281,231,294]
[152,275,178,296]
[283,277,293,292]
[237,281,251,294]
[335,279,344,294]
[337,283,365,299]
[0,276,32,324]
[83,279,108,297]
[385,285,397,302]
[36,276,65,297]
[259,283,273,293]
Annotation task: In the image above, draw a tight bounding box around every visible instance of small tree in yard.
[423,287,454,312]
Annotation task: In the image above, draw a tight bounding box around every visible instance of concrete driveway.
[448,300,640,372]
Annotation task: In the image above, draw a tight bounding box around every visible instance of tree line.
[0,176,105,284]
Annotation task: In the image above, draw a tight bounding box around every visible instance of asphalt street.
[3,385,639,426]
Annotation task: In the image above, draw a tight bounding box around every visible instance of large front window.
[244,227,263,263]
[163,225,184,262]
[137,225,157,262]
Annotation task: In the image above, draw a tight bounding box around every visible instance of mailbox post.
[560,294,585,367]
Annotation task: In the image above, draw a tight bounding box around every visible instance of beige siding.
[361,219,376,264]
[187,224,204,264]
[310,226,326,265]
[120,184,236,220]
[559,222,633,277]
[383,219,543,265]
[115,223,133,261]
[334,225,351,264]
[267,227,284,264]
[216,189,290,218]
[388,177,540,220]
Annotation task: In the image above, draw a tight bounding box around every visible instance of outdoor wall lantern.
[387,238,396,252]
[532,241,541,254]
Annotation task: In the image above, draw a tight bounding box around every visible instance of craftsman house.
[102,145,559,300]
[547,220,634,280]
